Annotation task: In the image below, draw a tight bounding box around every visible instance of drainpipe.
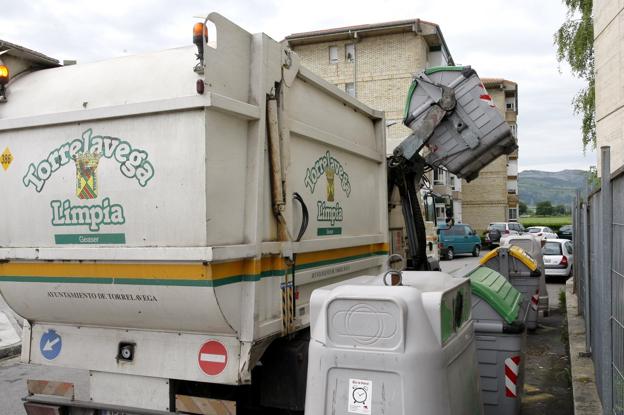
[349,30,359,98]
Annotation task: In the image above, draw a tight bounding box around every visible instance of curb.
[0,343,21,360]
[565,278,603,414]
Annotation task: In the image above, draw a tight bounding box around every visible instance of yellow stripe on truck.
[0,243,388,286]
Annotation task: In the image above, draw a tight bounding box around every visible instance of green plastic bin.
[468,267,527,415]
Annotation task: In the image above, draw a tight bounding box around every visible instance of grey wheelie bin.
[305,271,483,415]
[468,266,528,415]
[501,234,549,316]
[399,66,517,182]
[480,245,541,330]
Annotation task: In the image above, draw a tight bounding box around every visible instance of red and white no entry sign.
[198,340,228,376]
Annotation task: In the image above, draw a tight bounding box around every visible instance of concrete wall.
[594,0,624,173]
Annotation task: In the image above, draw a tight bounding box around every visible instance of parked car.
[438,223,482,260]
[484,222,525,246]
[542,239,574,280]
[527,226,558,240]
[558,224,573,240]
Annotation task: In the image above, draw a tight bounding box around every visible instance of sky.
[0,0,596,172]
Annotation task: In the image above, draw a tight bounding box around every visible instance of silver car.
[527,226,558,241]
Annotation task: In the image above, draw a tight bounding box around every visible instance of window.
[345,82,355,97]
[448,174,461,191]
[509,124,517,137]
[435,203,446,221]
[329,46,338,64]
[505,96,516,111]
[489,223,506,232]
[565,242,573,253]
[543,241,563,255]
[464,226,474,236]
[508,208,518,221]
[433,167,446,185]
[441,225,463,236]
[345,43,355,62]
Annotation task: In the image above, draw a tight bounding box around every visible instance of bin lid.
[402,65,468,121]
[468,267,522,324]
[480,246,538,272]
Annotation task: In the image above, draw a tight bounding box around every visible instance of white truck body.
[0,14,387,409]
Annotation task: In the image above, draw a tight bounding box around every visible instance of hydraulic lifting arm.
[387,84,457,271]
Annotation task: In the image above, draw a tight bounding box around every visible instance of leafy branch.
[554,0,595,150]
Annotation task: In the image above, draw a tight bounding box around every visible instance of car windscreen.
[489,224,505,231]
[543,242,563,255]
[528,228,540,233]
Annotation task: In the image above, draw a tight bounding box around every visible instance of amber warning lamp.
[193,22,208,63]
[0,64,9,102]
[0,65,9,85]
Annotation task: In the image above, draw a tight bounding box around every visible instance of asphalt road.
[0,253,571,414]
[0,295,90,415]
[439,249,484,276]
[0,357,89,415]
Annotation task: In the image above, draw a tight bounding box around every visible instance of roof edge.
[0,39,60,67]
[285,18,440,40]
[285,18,454,65]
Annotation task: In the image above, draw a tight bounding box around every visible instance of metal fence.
[573,146,624,414]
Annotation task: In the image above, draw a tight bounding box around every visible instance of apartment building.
[285,19,463,222]
[461,78,519,233]
[594,0,624,173]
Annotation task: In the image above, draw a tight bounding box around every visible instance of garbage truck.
[0,13,516,415]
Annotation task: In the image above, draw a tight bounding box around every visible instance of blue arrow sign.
[40,329,62,360]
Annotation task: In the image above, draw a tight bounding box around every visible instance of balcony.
[507,193,519,206]
[505,111,517,123]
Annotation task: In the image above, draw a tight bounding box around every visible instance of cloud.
[0,0,595,171]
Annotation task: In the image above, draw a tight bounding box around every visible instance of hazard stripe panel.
[27,379,75,398]
[504,356,521,398]
[531,289,540,311]
[175,395,236,415]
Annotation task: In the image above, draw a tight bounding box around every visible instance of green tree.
[536,201,554,216]
[519,201,528,216]
[586,165,600,190]
[554,204,567,215]
[554,0,595,150]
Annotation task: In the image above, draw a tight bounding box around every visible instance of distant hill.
[519,169,588,207]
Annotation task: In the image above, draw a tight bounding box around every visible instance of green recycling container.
[468,266,527,415]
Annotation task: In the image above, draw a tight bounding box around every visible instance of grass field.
[520,216,572,232]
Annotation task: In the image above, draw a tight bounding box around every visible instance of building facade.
[594,0,624,173]
[286,19,463,221]
[461,78,519,233]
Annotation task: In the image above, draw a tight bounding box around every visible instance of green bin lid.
[468,267,521,324]
[403,66,468,121]
[423,65,467,75]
